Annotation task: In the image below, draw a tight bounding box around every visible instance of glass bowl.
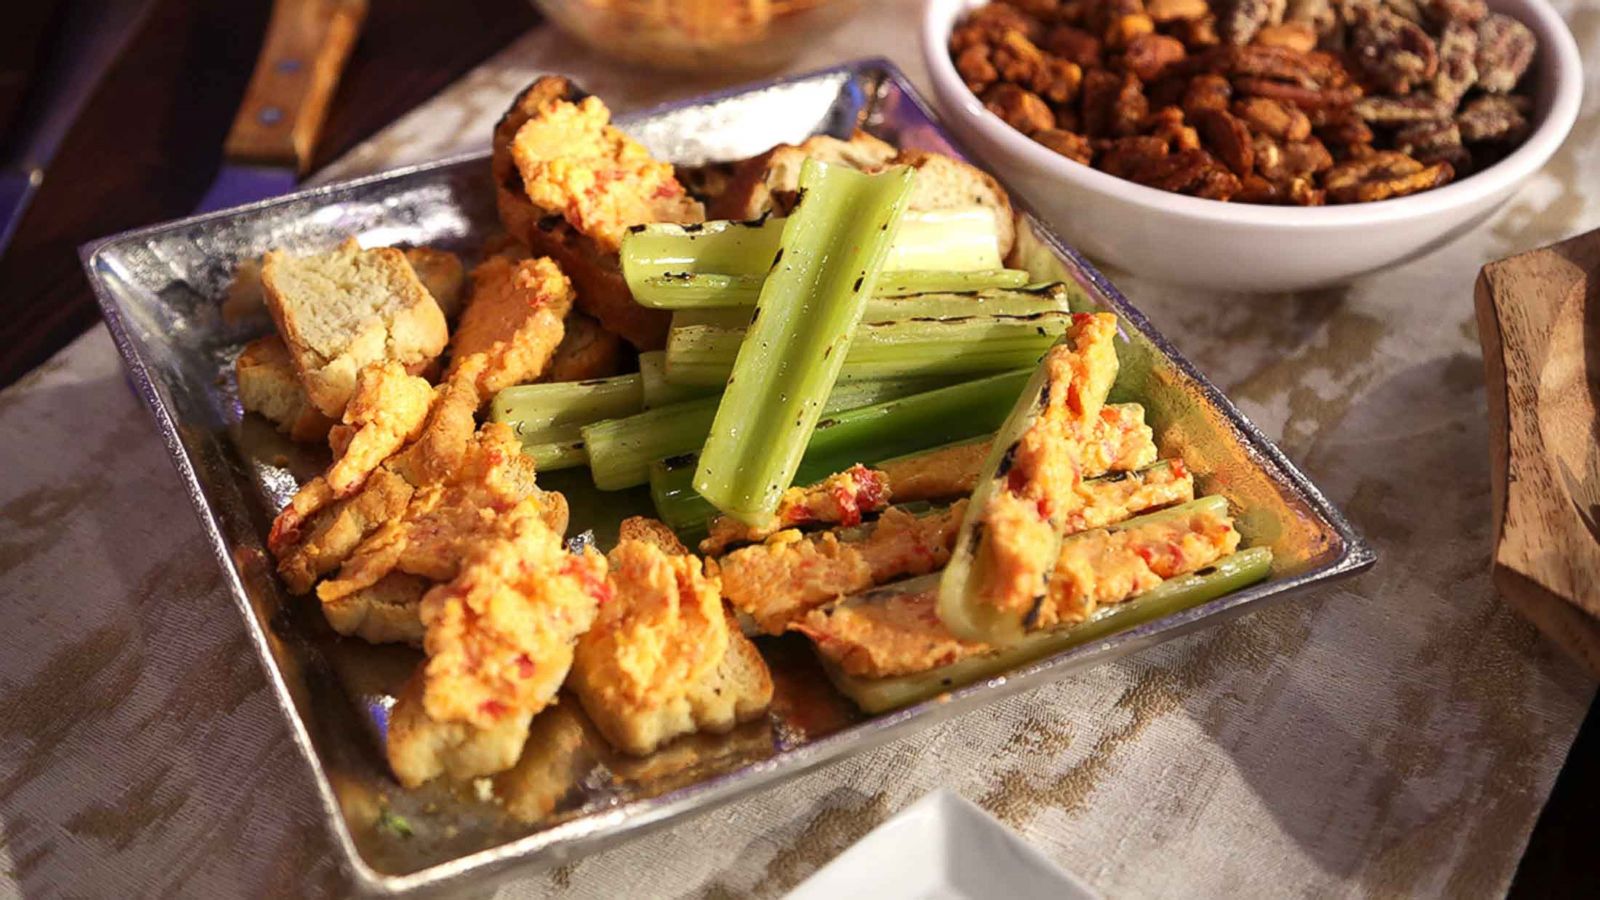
[531,0,864,73]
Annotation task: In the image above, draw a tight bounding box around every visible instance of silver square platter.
[80,59,1374,895]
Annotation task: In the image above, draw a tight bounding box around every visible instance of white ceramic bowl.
[922,0,1583,291]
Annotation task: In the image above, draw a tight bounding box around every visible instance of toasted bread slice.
[262,238,448,418]
[709,131,898,220]
[545,312,625,382]
[494,76,699,351]
[387,671,535,788]
[404,247,467,321]
[235,335,336,442]
[711,137,1016,260]
[321,571,429,645]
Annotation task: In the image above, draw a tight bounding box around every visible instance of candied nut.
[1174,14,1222,48]
[1136,148,1242,198]
[1310,107,1374,148]
[1108,13,1157,49]
[1233,76,1358,109]
[955,44,999,92]
[1227,45,1344,89]
[1081,69,1148,137]
[1233,96,1311,141]
[1182,73,1233,115]
[1099,135,1170,179]
[1056,105,1082,132]
[1006,0,1063,17]
[1034,128,1095,164]
[1385,0,1428,25]
[1124,33,1187,82]
[1475,13,1536,93]
[1353,94,1453,124]
[1253,22,1317,53]
[994,30,1048,84]
[1432,18,1479,104]
[956,3,1045,46]
[1222,0,1288,46]
[1324,150,1453,202]
[1456,94,1531,143]
[1349,6,1439,94]
[1423,0,1487,27]
[1194,107,1255,176]
[1043,25,1103,67]
[1036,57,1085,103]
[1285,0,1336,35]
[1237,173,1323,204]
[984,83,1056,134]
[1146,0,1209,23]
[1394,118,1470,169]
[1281,137,1334,176]
[1146,105,1202,151]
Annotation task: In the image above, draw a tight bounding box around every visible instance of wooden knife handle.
[1476,226,1600,675]
[221,0,367,173]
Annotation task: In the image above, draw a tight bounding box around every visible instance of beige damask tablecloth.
[3,2,1598,896]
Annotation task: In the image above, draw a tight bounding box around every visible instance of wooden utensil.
[196,0,366,211]
[1477,226,1600,675]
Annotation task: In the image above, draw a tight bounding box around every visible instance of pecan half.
[1221,0,1288,46]
[1394,118,1470,169]
[1234,77,1359,109]
[1324,151,1452,202]
[1284,0,1336,36]
[1233,96,1311,141]
[1456,94,1531,143]
[1475,13,1536,93]
[1195,107,1256,176]
[1423,0,1487,27]
[1353,94,1453,124]
[1146,105,1202,151]
[1348,6,1438,95]
[955,44,999,93]
[1432,18,1479,104]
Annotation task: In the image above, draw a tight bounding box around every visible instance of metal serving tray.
[80,60,1374,895]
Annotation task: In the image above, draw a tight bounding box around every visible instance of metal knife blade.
[0,168,42,258]
[194,162,299,215]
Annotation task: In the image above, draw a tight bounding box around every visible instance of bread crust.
[262,239,448,418]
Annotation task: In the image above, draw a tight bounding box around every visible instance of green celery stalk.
[821,546,1274,713]
[653,370,1031,530]
[516,426,589,470]
[489,374,643,434]
[622,208,1006,309]
[584,374,964,491]
[639,350,715,409]
[873,268,1030,297]
[695,159,916,523]
[666,311,1072,386]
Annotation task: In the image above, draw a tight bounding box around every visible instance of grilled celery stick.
[639,350,714,409]
[870,268,1030,297]
[623,208,1008,309]
[517,429,589,470]
[667,311,1073,386]
[664,285,1071,335]
[695,160,916,523]
[490,374,643,434]
[822,546,1273,713]
[938,319,1120,644]
[653,371,1032,530]
[583,375,962,491]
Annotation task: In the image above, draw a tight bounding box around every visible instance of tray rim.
[78,57,1375,895]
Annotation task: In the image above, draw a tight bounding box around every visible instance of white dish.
[785,790,1099,900]
[921,0,1584,292]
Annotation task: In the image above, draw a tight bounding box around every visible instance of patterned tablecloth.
[3,2,1597,896]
